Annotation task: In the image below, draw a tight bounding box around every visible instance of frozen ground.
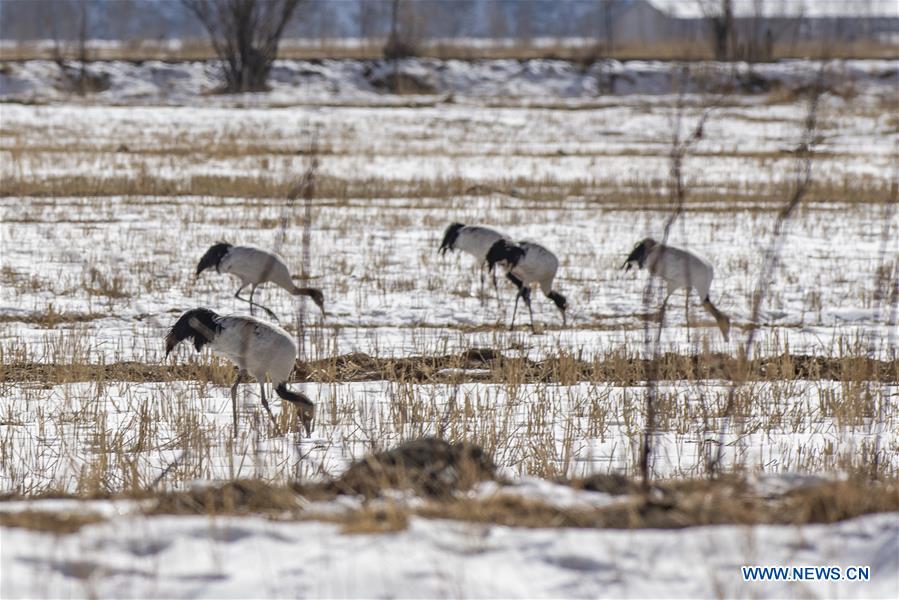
[2,501,897,599]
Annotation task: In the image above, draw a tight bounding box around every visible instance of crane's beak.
[300,410,314,437]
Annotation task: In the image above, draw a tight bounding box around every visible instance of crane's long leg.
[522,287,535,333]
[491,266,504,309]
[656,292,672,344]
[230,370,244,438]
[235,285,279,321]
[259,382,280,433]
[510,293,520,330]
[685,289,691,344]
[659,291,671,318]
[506,272,524,330]
[479,266,486,306]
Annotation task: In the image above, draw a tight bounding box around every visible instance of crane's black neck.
[439,223,465,255]
[624,240,653,270]
[196,242,233,276]
[485,240,524,271]
[165,308,222,354]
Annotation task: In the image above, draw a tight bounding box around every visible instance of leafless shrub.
[46,0,110,95]
[640,68,720,490]
[330,437,497,499]
[182,0,302,93]
[707,65,828,476]
[698,0,736,61]
[383,0,420,60]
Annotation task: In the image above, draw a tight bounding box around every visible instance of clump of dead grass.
[150,479,307,516]
[2,350,895,386]
[329,437,497,499]
[0,509,106,534]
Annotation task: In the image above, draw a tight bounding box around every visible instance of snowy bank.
[2,507,897,599]
[1,58,896,106]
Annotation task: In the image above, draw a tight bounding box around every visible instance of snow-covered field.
[1,58,897,599]
[2,501,897,599]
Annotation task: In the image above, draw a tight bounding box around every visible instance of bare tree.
[698,0,735,60]
[182,0,302,93]
[639,68,719,489]
[383,0,420,59]
[45,0,109,95]
[706,66,828,476]
[601,0,621,55]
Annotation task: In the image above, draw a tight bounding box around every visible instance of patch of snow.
[1,509,897,598]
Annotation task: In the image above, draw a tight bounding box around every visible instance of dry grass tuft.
[4,351,894,385]
[419,476,899,530]
[1,38,896,62]
[150,479,305,516]
[0,509,106,534]
[330,437,497,499]
[338,504,410,535]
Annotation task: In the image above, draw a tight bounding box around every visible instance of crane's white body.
[440,223,512,305]
[506,241,560,294]
[196,243,324,320]
[624,238,730,340]
[166,308,314,436]
[643,243,715,301]
[220,245,297,293]
[209,314,297,386]
[486,239,568,331]
[451,226,508,263]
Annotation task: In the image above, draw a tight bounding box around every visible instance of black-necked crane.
[164,308,315,437]
[438,222,510,303]
[196,243,324,320]
[485,239,568,332]
[622,237,731,341]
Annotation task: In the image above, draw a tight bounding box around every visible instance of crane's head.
[164,308,221,355]
[295,287,325,315]
[297,402,315,438]
[195,242,233,278]
[307,288,325,314]
[438,222,465,255]
[276,384,315,437]
[622,238,657,272]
